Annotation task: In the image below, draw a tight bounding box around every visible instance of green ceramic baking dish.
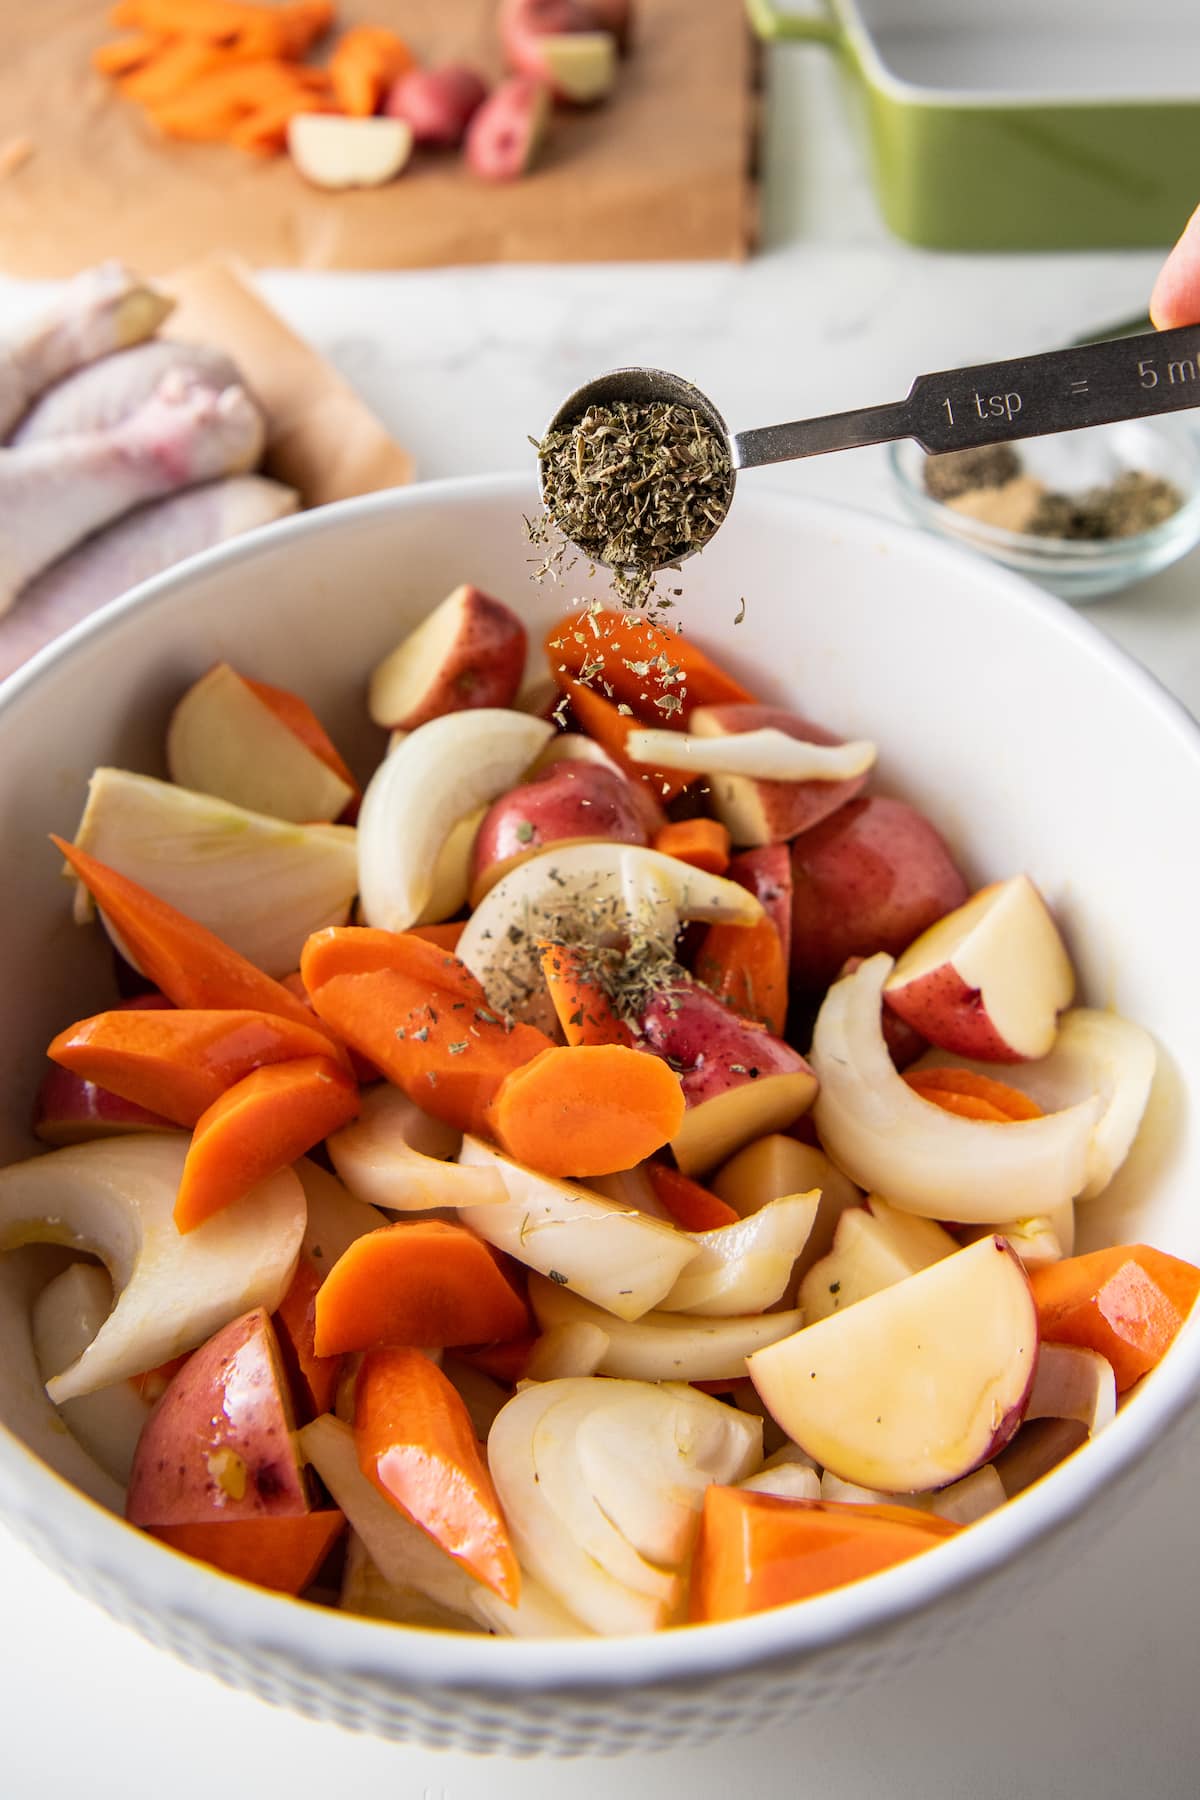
[748,0,1200,250]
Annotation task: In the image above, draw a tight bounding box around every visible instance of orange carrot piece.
[118,38,241,104]
[174,1054,359,1232]
[301,925,485,1004]
[229,91,329,153]
[652,817,731,877]
[645,1159,739,1231]
[538,940,630,1048]
[92,33,165,76]
[243,675,360,801]
[145,59,327,141]
[273,1254,342,1419]
[1030,1245,1200,1393]
[131,1352,190,1405]
[558,677,692,801]
[53,837,336,1041]
[150,1510,345,1595]
[690,1489,959,1623]
[304,960,552,1139]
[110,0,332,57]
[407,922,467,953]
[48,1006,342,1129]
[904,1067,1044,1124]
[485,1043,685,1178]
[355,1347,519,1602]
[695,914,788,1036]
[329,25,415,117]
[313,1220,531,1357]
[546,607,756,722]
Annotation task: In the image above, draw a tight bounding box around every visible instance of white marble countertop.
[2,35,1199,1800]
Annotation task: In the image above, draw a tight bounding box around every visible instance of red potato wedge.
[126,1308,310,1528]
[368,585,527,731]
[385,66,488,147]
[465,76,551,180]
[469,761,647,905]
[288,114,414,189]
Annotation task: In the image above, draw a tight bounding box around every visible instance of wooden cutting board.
[0,0,755,274]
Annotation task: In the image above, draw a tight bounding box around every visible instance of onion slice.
[328,1086,505,1212]
[1023,1341,1116,1437]
[624,727,876,783]
[810,955,1099,1223]
[529,1271,803,1381]
[660,1191,820,1316]
[356,709,553,933]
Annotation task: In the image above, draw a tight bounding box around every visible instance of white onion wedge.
[524,1322,611,1380]
[32,1262,151,1485]
[71,768,358,977]
[819,1463,1006,1525]
[624,727,877,783]
[0,1136,304,1402]
[810,955,1099,1223]
[961,1202,1074,1270]
[1024,1342,1117,1438]
[328,1087,505,1213]
[588,1164,674,1223]
[293,1157,389,1268]
[357,709,553,932]
[916,1008,1156,1201]
[455,843,762,1028]
[340,1530,480,1633]
[487,1377,760,1637]
[457,1137,697,1319]
[661,1191,819,1316]
[739,1446,821,1501]
[0,1247,124,1512]
[442,1356,512,1440]
[529,1271,803,1381]
[416,806,486,925]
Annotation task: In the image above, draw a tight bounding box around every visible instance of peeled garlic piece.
[328,1086,505,1212]
[529,1271,802,1381]
[810,955,1099,1223]
[487,1377,760,1636]
[661,1191,820,1316]
[455,843,762,1029]
[32,1262,151,1484]
[457,1137,698,1319]
[0,1135,304,1402]
[357,709,553,932]
[917,1008,1156,1201]
[72,767,358,977]
[624,727,876,783]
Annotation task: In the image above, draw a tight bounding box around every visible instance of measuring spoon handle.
[732,325,1200,469]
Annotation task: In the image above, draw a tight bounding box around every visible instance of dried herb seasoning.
[533,398,734,607]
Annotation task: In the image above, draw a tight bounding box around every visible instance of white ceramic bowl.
[1,475,1199,1758]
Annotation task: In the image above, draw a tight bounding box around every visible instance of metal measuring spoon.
[538,325,1200,572]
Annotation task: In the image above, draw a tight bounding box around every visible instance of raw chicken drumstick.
[0,475,299,681]
[9,339,242,446]
[0,262,172,440]
[0,373,265,614]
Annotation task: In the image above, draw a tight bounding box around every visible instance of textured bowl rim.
[3,471,1200,1696]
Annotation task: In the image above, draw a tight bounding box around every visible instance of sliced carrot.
[329,24,415,117]
[355,1347,519,1603]
[243,675,360,803]
[485,1043,685,1179]
[48,1006,342,1129]
[558,678,692,802]
[313,1220,531,1357]
[110,0,332,57]
[904,1066,1044,1124]
[645,1159,739,1231]
[174,1054,358,1232]
[150,1511,345,1596]
[118,38,242,104]
[304,961,551,1139]
[301,925,486,1004]
[695,914,788,1036]
[273,1254,342,1419]
[538,940,630,1048]
[545,607,755,722]
[230,92,330,153]
[652,817,731,877]
[131,1352,190,1405]
[1030,1245,1200,1393]
[408,922,467,953]
[690,1488,959,1623]
[92,33,165,77]
[53,837,336,1042]
[145,59,328,141]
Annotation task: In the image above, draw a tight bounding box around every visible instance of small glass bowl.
[888,417,1200,603]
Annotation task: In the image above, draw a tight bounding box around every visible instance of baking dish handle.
[744,0,843,48]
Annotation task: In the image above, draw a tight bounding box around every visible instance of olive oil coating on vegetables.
[535,400,734,605]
